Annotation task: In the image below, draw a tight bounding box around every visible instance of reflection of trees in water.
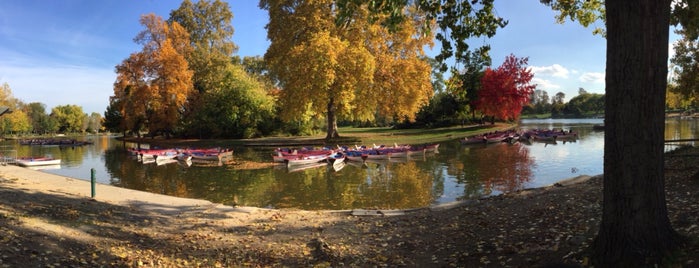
[14,143,87,166]
[353,161,433,209]
[665,118,699,141]
[451,143,534,198]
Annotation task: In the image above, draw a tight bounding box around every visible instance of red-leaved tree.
[474,54,536,121]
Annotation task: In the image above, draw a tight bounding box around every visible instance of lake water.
[3,118,697,210]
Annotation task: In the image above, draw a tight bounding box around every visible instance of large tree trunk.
[325,97,339,140]
[594,0,681,265]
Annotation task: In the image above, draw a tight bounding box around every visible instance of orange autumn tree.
[474,54,535,121]
[112,14,193,137]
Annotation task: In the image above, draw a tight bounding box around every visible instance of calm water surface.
[4,118,697,210]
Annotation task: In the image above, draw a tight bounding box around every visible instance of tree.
[543,0,685,265]
[24,102,55,134]
[103,98,125,134]
[186,64,276,138]
[262,0,433,139]
[169,0,237,94]
[84,112,102,133]
[473,54,535,121]
[112,14,194,137]
[596,1,681,265]
[670,29,699,105]
[51,105,86,133]
[341,0,692,265]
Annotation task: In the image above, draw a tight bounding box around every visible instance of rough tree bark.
[325,97,339,140]
[594,0,682,266]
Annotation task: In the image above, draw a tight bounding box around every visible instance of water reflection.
[6,118,697,210]
[452,143,534,198]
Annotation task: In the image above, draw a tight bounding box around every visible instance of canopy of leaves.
[169,0,237,93]
[474,54,535,121]
[51,105,85,133]
[185,64,276,138]
[262,0,433,130]
[335,0,507,72]
[113,14,194,136]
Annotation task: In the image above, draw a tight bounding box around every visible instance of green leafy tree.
[24,102,61,134]
[51,105,86,133]
[186,64,276,138]
[169,0,237,94]
[103,98,126,134]
[84,112,102,133]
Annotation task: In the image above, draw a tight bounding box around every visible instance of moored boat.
[285,154,328,167]
[15,157,61,167]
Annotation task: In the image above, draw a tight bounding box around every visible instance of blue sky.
[0,1,676,114]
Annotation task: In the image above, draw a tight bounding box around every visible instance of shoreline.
[0,163,596,215]
[1,147,697,266]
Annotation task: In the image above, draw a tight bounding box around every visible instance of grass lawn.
[121,123,515,147]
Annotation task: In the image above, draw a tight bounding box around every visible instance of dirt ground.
[1,147,698,267]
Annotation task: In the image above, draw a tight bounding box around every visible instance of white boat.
[285,155,328,167]
[16,157,61,167]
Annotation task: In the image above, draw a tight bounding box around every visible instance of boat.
[285,154,328,167]
[287,162,327,173]
[272,147,333,163]
[327,152,346,165]
[344,150,367,162]
[15,157,61,167]
[460,136,486,145]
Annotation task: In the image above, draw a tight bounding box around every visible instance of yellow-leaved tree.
[261,0,433,139]
[112,14,193,137]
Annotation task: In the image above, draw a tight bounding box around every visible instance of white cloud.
[529,64,570,79]
[532,77,561,90]
[579,72,605,83]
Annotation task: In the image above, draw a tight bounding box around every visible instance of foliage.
[50,105,86,133]
[84,112,102,133]
[112,14,194,137]
[539,0,605,35]
[670,28,699,109]
[473,54,535,121]
[103,98,125,134]
[0,109,31,135]
[336,0,507,72]
[25,102,58,134]
[563,92,604,116]
[168,0,237,94]
[184,65,276,138]
[262,0,433,139]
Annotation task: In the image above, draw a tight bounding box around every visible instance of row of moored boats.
[19,138,94,146]
[273,143,440,170]
[460,129,578,145]
[127,147,233,166]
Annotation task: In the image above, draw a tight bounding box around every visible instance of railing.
[0,146,17,165]
[664,139,698,152]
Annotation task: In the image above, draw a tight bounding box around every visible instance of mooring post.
[91,168,96,198]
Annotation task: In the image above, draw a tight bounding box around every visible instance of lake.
[3,118,697,210]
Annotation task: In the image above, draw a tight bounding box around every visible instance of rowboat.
[327,152,346,165]
[285,154,328,167]
[16,157,61,167]
[287,162,327,173]
[344,151,367,162]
